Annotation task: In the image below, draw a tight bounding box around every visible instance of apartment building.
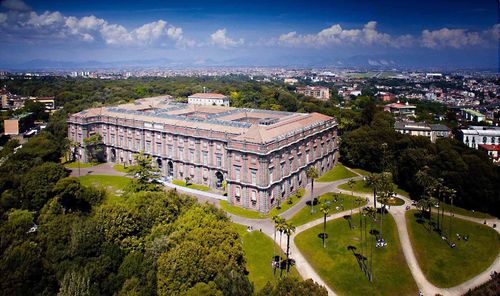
[296,86,330,100]
[394,121,451,143]
[188,93,229,107]
[458,126,500,149]
[68,97,338,213]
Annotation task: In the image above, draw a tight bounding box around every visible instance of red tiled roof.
[478,144,500,151]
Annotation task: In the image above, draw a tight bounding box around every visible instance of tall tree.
[126,151,161,192]
[320,203,331,248]
[306,166,319,214]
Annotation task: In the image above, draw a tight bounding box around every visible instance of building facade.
[394,121,451,143]
[68,97,338,213]
[188,93,229,107]
[384,102,416,117]
[458,126,500,149]
[296,86,330,100]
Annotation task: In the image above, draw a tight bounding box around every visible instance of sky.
[0,0,499,69]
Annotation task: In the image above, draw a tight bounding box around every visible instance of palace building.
[68,96,338,213]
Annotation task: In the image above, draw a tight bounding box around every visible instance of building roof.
[385,103,416,109]
[394,121,450,132]
[296,86,329,91]
[460,126,500,136]
[188,93,227,99]
[478,144,500,152]
[461,109,485,117]
[69,96,335,145]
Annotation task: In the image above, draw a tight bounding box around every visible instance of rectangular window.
[203,152,208,165]
[136,140,140,150]
[251,169,257,185]
[269,168,273,182]
[168,145,172,157]
[145,141,151,153]
[251,157,257,164]
[216,155,222,167]
[306,153,310,163]
[251,191,257,205]
[236,187,241,201]
[216,144,221,150]
[156,143,161,154]
[111,135,115,145]
[235,154,241,161]
[179,148,184,160]
[190,150,194,162]
[235,166,241,181]
[128,139,132,148]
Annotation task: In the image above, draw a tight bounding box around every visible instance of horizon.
[0,0,499,70]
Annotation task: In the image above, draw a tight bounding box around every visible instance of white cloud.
[0,5,191,47]
[1,0,30,11]
[210,28,244,48]
[421,28,484,49]
[277,21,408,48]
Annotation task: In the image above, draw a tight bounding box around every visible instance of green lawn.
[438,203,495,219]
[233,224,299,291]
[338,180,409,197]
[406,210,500,288]
[351,168,371,176]
[289,193,367,226]
[316,163,357,182]
[113,164,132,173]
[172,179,211,192]
[64,161,99,169]
[295,213,418,296]
[220,189,305,219]
[79,175,131,204]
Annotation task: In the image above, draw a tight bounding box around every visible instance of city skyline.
[0,0,499,69]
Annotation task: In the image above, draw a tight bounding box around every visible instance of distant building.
[296,86,330,100]
[188,93,229,107]
[461,109,485,123]
[378,92,395,102]
[3,113,34,136]
[384,102,416,117]
[29,96,56,112]
[478,144,500,164]
[284,78,299,85]
[458,126,500,149]
[394,121,451,143]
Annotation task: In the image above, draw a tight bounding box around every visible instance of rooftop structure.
[458,126,500,149]
[384,102,417,117]
[188,93,229,107]
[394,121,451,143]
[68,96,338,213]
[296,86,330,100]
[461,108,486,123]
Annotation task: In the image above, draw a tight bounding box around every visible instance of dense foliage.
[340,111,500,216]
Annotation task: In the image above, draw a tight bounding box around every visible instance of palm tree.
[363,206,377,283]
[320,203,331,248]
[366,173,378,209]
[356,197,365,256]
[347,179,355,215]
[282,221,296,273]
[306,166,319,214]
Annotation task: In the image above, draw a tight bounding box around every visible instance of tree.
[363,206,377,283]
[272,215,286,271]
[347,179,355,215]
[83,134,104,163]
[282,221,296,273]
[306,166,319,214]
[320,203,331,248]
[57,270,91,296]
[126,151,161,192]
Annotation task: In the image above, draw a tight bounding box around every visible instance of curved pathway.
[71,163,500,296]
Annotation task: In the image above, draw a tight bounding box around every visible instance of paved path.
[71,163,500,296]
[68,162,126,177]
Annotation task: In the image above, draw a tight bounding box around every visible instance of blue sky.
[0,0,498,68]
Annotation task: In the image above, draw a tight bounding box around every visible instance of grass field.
[438,203,495,219]
[338,180,409,197]
[233,224,299,291]
[172,179,211,191]
[79,175,131,204]
[295,213,418,295]
[112,164,132,173]
[64,161,99,169]
[316,163,357,182]
[406,210,500,288]
[220,189,304,219]
[351,168,371,176]
[289,192,366,226]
